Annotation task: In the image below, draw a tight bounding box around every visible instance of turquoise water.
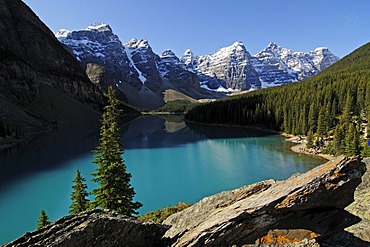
[0,116,324,244]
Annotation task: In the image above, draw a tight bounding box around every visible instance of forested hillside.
[186,43,370,156]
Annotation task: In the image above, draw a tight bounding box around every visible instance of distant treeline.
[186,43,370,156]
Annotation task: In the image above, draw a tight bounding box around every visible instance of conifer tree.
[69,169,90,214]
[306,131,314,149]
[37,209,50,230]
[91,86,142,216]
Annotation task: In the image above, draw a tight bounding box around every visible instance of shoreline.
[288,138,335,161]
[185,120,335,161]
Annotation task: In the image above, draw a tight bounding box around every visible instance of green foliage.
[69,170,90,215]
[306,131,314,149]
[186,42,370,157]
[361,140,370,157]
[37,209,50,230]
[91,86,142,216]
[138,202,191,223]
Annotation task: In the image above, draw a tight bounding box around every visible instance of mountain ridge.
[56,23,339,109]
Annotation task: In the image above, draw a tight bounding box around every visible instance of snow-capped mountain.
[56,23,339,109]
[56,23,220,109]
[182,41,261,91]
[251,42,339,87]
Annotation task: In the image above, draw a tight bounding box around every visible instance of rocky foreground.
[6,156,370,247]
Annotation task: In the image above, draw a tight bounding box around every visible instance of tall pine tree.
[91,86,142,216]
[69,169,90,214]
[37,209,50,230]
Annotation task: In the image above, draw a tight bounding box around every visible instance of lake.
[0,115,324,244]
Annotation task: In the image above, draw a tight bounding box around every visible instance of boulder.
[163,155,366,246]
[5,210,170,247]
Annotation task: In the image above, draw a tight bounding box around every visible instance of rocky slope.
[251,42,339,87]
[5,210,170,247]
[57,24,221,110]
[182,41,261,90]
[0,0,103,150]
[182,42,338,90]
[7,156,368,246]
[56,24,338,109]
[345,157,370,242]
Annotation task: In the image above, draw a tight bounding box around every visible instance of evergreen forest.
[186,43,370,157]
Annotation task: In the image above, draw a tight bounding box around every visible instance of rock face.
[6,156,367,246]
[57,25,222,110]
[5,210,170,247]
[57,25,338,109]
[182,42,339,90]
[0,0,103,149]
[163,156,366,246]
[345,157,370,242]
[251,42,339,87]
[183,41,261,90]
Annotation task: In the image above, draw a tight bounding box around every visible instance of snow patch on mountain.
[124,46,147,84]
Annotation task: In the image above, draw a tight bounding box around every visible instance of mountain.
[56,24,221,110]
[182,41,339,90]
[56,23,339,109]
[0,0,103,149]
[251,42,339,87]
[181,41,261,91]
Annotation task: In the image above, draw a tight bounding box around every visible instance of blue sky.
[23,0,369,58]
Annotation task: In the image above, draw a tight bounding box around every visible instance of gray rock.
[5,210,170,247]
[252,42,339,88]
[163,156,366,246]
[345,157,370,242]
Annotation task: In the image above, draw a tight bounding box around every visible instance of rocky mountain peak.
[180,49,197,69]
[85,22,112,32]
[55,29,71,39]
[56,23,120,47]
[253,42,340,87]
[160,49,177,59]
[309,47,339,70]
[217,41,248,57]
[125,38,150,49]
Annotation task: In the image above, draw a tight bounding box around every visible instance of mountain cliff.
[251,42,339,87]
[56,24,338,109]
[57,24,221,110]
[0,0,103,150]
[182,41,261,91]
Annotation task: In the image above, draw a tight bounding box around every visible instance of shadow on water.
[0,122,101,192]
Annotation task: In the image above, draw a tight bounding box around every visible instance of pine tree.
[306,131,314,149]
[37,209,50,230]
[345,124,360,156]
[69,170,90,214]
[361,140,370,157]
[91,86,142,216]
